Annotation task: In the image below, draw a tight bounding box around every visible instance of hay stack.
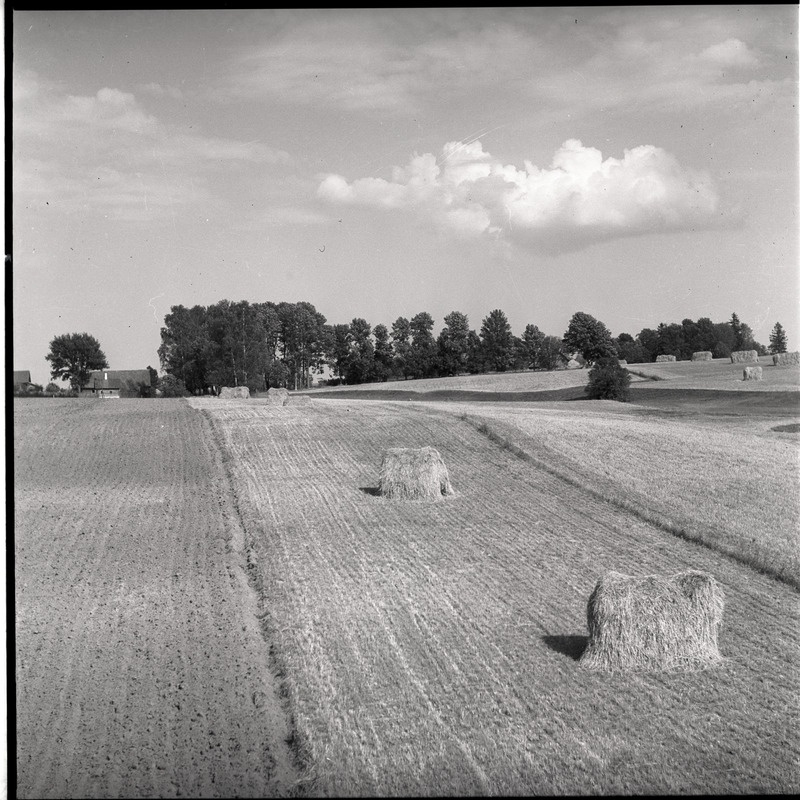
[617,359,627,367]
[773,351,800,366]
[743,366,763,381]
[691,351,713,361]
[655,354,676,362]
[730,350,758,363]
[265,387,289,406]
[579,570,724,672]
[566,359,582,370]
[379,447,454,501]
[218,386,250,399]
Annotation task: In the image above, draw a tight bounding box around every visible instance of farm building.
[81,369,151,399]
[13,370,33,390]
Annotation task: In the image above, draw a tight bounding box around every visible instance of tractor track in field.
[14,399,298,798]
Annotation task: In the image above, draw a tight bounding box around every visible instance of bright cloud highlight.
[318,139,720,249]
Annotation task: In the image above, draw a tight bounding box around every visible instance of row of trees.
[155,302,789,392]
[611,313,782,364]
[40,307,788,397]
[156,302,568,392]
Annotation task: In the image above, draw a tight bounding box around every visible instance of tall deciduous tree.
[437,311,470,376]
[158,304,209,394]
[519,323,544,369]
[408,312,438,379]
[46,332,109,391]
[769,322,788,354]
[480,309,514,372]
[390,316,412,379]
[562,312,617,365]
[372,324,393,382]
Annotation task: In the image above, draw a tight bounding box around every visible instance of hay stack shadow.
[542,635,588,661]
[378,447,455,501]
[579,570,725,673]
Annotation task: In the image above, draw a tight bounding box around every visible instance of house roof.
[13,371,32,384]
[82,369,151,390]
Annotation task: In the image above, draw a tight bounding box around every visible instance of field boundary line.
[197,406,307,794]
[455,411,799,592]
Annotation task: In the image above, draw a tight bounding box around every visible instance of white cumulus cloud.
[317,138,721,250]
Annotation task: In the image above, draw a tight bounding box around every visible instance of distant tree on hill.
[480,309,514,371]
[390,316,412,379]
[563,312,617,365]
[408,312,439,378]
[730,312,746,351]
[769,322,788,354]
[614,333,647,364]
[437,311,471,376]
[372,324,393,382]
[45,332,109,392]
[585,356,631,402]
[465,330,484,374]
[537,335,566,371]
[518,324,545,369]
[344,318,375,384]
[158,374,189,397]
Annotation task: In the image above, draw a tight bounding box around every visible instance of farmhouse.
[81,369,151,399]
[13,370,33,390]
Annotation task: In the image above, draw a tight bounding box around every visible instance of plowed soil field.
[14,399,296,798]
[190,396,800,796]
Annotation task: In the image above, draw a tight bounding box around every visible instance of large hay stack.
[743,366,763,381]
[218,386,250,399]
[265,387,290,406]
[579,570,724,672]
[773,351,800,366]
[655,354,676,362]
[691,351,713,361]
[730,350,759,363]
[379,447,454,501]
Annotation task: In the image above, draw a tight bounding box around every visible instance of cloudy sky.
[12,7,799,384]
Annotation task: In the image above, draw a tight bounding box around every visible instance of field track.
[192,396,800,795]
[14,399,296,798]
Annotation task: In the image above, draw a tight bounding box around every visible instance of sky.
[11,6,799,385]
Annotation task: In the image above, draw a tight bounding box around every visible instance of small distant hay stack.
[617,359,628,367]
[730,350,759,363]
[218,385,250,399]
[566,359,582,370]
[656,354,676,362]
[773,351,800,367]
[691,351,713,361]
[265,387,289,406]
[579,570,725,672]
[379,447,454,501]
[743,366,763,381]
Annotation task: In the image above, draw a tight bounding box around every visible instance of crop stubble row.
[195,397,800,795]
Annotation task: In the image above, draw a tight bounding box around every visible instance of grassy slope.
[434,401,800,587]
[193,396,800,796]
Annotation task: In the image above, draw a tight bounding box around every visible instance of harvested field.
[190,395,800,795]
[14,399,295,798]
[437,401,800,586]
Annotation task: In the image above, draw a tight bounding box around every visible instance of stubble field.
[190,394,799,795]
[14,399,295,798]
[14,380,800,796]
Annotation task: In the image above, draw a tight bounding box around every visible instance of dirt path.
[14,399,297,798]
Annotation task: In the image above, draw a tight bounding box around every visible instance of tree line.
[153,300,789,393]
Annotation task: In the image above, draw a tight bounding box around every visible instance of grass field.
[14,374,800,796]
[189,394,799,795]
